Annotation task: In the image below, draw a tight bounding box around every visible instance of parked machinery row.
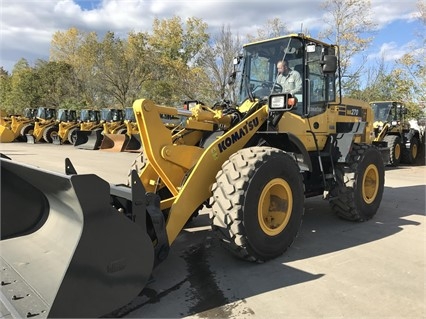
[0,107,143,152]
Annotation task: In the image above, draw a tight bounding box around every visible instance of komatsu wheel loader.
[371,101,422,165]
[53,109,79,145]
[1,34,388,318]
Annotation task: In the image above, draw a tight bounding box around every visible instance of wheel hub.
[362,164,379,204]
[412,144,418,159]
[395,143,401,160]
[258,178,292,236]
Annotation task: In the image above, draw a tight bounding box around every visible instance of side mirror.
[322,55,337,74]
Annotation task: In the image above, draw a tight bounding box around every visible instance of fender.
[259,131,313,172]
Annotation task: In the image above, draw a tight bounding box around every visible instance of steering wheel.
[262,81,283,93]
[252,81,283,97]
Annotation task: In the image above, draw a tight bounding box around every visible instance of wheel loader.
[26,107,58,143]
[64,109,100,145]
[52,109,79,145]
[371,101,422,165]
[72,109,102,147]
[0,108,37,142]
[100,107,141,152]
[74,108,123,150]
[0,33,388,318]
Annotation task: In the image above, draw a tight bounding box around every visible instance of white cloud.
[370,0,421,27]
[54,0,82,15]
[0,0,421,72]
[367,40,417,62]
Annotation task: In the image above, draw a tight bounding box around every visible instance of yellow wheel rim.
[412,144,418,159]
[395,143,401,160]
[362,164,379,204]
[258,178,292,236]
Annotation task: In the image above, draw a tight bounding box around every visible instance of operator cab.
[370,101,406,125]
[233,34,338,117]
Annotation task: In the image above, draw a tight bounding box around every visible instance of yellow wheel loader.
[74,108,123,150]
[100,107,141,152]
[26,107,58,143]
[52,109,80,145]
[72,109,102,147]
[1,34,388,318]
[371,101,422,165]
[0,108,37,142]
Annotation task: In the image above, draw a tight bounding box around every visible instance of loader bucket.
[100,133,129,152]
[52,135,61,145]
[0,126,15,142]
[0,157,154,318]
[74,130,103,150]
[26,134,35,144]
[124,134,142,152]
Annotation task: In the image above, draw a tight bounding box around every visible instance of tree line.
[1,0,424,119]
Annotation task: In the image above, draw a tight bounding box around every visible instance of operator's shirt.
[277,69,302,95]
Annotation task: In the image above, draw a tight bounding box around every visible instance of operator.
[276,60,302,95]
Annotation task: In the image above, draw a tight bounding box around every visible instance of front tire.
[210,147,304,262]
[43,125,59,143]
[19,123,34,142]
[329,144,385,221]
[68,127,79,144]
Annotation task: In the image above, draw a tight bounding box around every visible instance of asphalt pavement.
[0,142,425,318]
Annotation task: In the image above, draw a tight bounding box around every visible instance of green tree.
[50,27,99,107]
[34,60,81,108]
[94,31,151,108]
[0,67,11,113]
[144,16,209,105]
[3,59,42,113]
[394,0,426,116]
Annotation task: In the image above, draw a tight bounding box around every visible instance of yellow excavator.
[1,33,388,318]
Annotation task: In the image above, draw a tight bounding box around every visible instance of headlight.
[270,95,286,109]
[268,93,297,112]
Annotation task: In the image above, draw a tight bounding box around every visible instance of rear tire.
[329,144,385,221]
[210,147,304,262]
[43,125,59,143]
[383,135,401,166]
[402,136,420,164]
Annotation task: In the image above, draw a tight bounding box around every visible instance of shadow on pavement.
[108,182,424,318]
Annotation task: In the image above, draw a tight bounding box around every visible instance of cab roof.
[243,33,334,48]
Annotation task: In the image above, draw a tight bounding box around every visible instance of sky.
[0,0,424,74]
